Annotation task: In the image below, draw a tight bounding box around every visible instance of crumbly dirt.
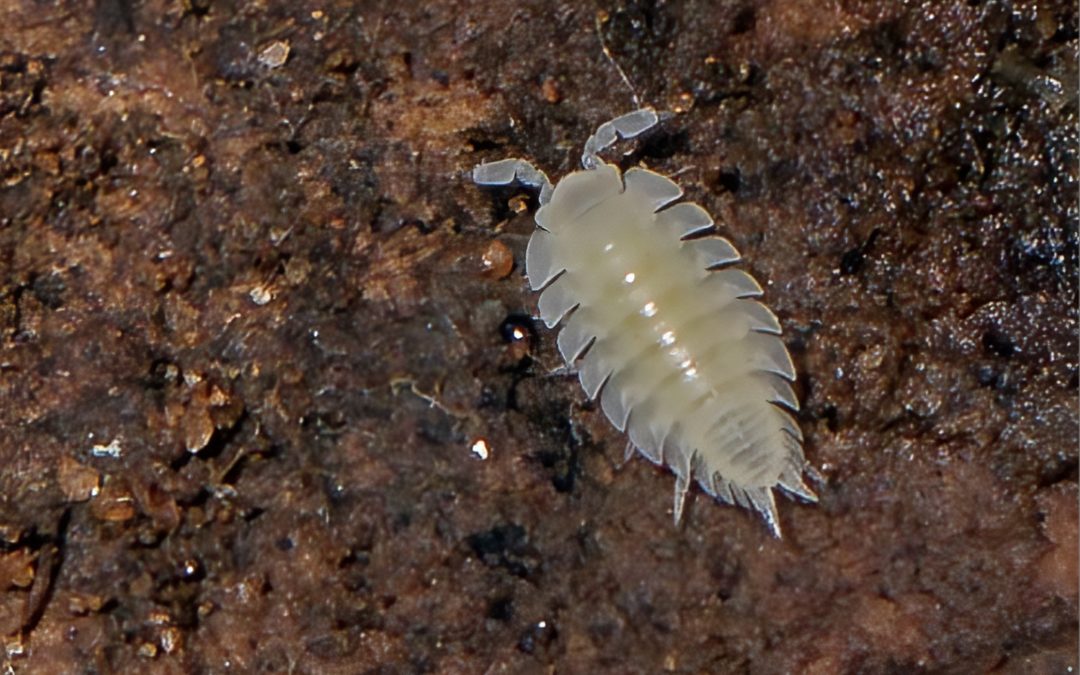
[0,1,1076,673]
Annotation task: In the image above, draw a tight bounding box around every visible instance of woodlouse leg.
[472,158,554,205]
[543,362,574,378]
[790,461,825,499]
[581,108,660,170]
[778,469,817,503]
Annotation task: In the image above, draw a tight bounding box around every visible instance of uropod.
[472,109,816,536]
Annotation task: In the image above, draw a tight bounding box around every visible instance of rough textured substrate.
[1,1,1076,673]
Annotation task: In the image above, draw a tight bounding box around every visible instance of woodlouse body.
[473,109,815,536]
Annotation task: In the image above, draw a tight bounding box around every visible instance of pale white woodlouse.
[473,109,817,536]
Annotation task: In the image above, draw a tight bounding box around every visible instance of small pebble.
[57,456,100,502]
[258,41,290,69]
[481,241,514,279]
[91,484,137,522]
[541,76,561,104]
[470,438,491,460]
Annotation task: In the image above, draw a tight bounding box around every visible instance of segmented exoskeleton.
[473,109,816,536]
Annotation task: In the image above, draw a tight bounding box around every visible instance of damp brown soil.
[0,1,1076,673]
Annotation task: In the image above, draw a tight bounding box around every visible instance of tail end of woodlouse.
[672,472,690,526]
[747,488,783,539]
[669,447,697,525]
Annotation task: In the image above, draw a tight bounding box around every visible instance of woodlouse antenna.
[595,10,641,110]
[581,108,661,169]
